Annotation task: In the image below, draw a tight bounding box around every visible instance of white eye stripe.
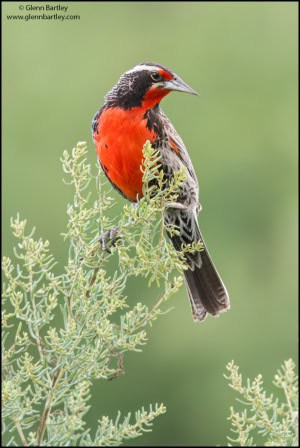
[125,64,161,75]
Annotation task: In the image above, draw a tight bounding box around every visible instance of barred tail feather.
[183,240,230,321]
[166,210,230,322]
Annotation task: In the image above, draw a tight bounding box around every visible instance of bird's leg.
[132,196,142,207]
[165,201,187,210]
[165,201,202,213]
[100,226,121,252]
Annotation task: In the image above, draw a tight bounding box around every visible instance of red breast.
[94,106,157,201]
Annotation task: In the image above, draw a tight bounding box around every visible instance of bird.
[92,62,230,322]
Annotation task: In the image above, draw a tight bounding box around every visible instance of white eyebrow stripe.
[125,64,160,74]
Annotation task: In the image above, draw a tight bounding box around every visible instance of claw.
[100,226,121,252]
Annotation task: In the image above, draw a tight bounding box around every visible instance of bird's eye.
[150,71,162,82]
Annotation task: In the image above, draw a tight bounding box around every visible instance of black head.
[104,62,198,110]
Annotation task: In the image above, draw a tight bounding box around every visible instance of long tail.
[165,209,230,322]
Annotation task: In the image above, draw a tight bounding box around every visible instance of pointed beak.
[164,75,199,96]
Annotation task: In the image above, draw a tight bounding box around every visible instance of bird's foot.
[100,226,121,252]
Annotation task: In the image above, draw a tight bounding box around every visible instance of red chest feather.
[94,107,157,201]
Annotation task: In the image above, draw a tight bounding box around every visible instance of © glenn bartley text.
[20,5,69,13]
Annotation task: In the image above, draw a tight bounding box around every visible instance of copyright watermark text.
[6,4,80,22]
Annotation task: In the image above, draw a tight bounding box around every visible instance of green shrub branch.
[2,141,195,447]
[225,359,298,446]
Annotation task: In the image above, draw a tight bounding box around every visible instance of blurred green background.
[3,2,298,446]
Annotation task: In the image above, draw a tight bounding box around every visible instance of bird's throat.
[141,87,171,110]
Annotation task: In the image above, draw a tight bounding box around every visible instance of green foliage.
[3,4,298,445]
[225,359,298,447]
[2,141,195,446]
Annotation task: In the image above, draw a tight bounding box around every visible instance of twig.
[14,418,28,447]
[86,267,99,299]
[36,369,62,446]
[130,293,166,334]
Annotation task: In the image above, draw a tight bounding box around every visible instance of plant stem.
[28,265,52,385]
[36,369,62,446]
[131,292,166,333]
[282,382,298,441]
[156,214,165,264]
[86,267,99,299]
[14,418,28,446]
